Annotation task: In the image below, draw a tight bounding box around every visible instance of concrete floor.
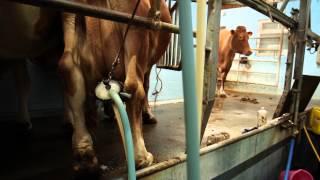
[1,91,319,179]
[203,91,280,139]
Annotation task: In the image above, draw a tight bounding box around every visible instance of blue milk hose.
[284,138,295,180]
[109,89,136,180]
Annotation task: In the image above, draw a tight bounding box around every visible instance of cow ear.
[230,30,235,35]
[247,31,253,36]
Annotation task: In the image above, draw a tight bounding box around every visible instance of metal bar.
[201,0,222,140]
[11,0,180,34]
[236,0,320,43]
[229,70,279,75]
[292,0,311,136]
[233,59,278,63]
[307,29,320,43]
[284,33,295,91]
[275,26,285,87]
[178,0,200,179]
[251,48,282,51]
[279,0,290,12]
[196,0,207,139]
[236,0,297,29]
[174,10,180,67]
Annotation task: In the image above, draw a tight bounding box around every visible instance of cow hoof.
[73,147,99,176]
[219,93,228,98]
[136,152,154,169]
[143,112,158,124]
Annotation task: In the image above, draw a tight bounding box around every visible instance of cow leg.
[219,71,227,98]
[124,56,153,168]
[13,61,32,130]
[220,60,234,98]
[59,52,98,173]
[142,69,157,124]
[60,13,98,174]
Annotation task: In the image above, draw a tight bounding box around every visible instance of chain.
[103,0,141,86]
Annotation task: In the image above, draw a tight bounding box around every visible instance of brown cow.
[59,0,171,172]
[217,26,252,97]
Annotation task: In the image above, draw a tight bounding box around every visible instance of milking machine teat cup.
[257,107,268,127]
[95,80,131,102]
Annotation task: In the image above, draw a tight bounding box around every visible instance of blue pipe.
[284,138,295,180]
[109,89,136,180]
[178,1,200,180]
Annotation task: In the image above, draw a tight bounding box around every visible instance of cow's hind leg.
[13,61,32,130]
[59,52,98,174]
[142,69,157,124]
[124,56,153,168]
[60,13,98,175]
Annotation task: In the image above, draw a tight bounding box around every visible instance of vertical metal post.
[196,0,207,139]
[273,9,298,119]
[178,1,200,179]
[201,0,222,139]
[276,27,285,87]
[283,33,295,91]
[280,0,290,12]
[292,0,310,131]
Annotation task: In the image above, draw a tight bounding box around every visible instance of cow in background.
[217,26,252,97]
[59,0,171,173]
[0,2,62,129]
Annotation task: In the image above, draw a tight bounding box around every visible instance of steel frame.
[7,0,320,177]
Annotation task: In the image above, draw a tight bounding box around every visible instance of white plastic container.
[257,107,268,127]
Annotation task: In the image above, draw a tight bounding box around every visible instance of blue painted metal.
[178,1,200,180]
[109,89,136,180]
[284,138,295,180]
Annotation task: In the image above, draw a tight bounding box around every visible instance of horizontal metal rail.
[236,0,319,43]
[307,29,320,43]
[11,0,180,34]
[11,0,320,42]
[236,0,297,29]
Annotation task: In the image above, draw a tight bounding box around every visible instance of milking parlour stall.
[0,0,320,180]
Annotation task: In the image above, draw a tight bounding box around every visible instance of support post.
[283,33,295,92]
[178,1,200,179]
[196,0,207,140]
[273,9,298,119]
[284,7,299,93]
[279,0,290,12]
[292,0,311,133]
[201,0,222,140]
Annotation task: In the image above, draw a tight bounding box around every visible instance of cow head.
[230,26,253,56]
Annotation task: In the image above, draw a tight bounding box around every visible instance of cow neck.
[227,34,236,55]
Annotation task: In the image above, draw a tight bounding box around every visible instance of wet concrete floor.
[1,91,319,180]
